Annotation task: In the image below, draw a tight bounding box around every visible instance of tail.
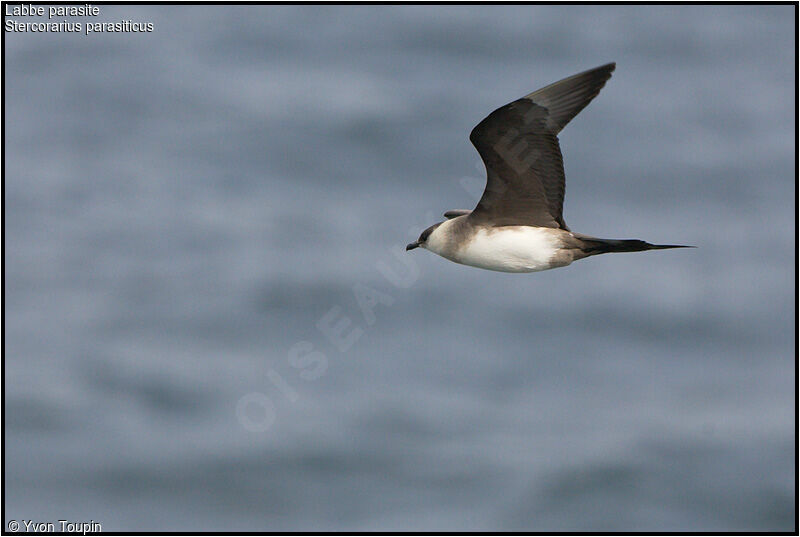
[580,238,695,256]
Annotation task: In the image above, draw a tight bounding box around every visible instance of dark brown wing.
[468,63,616,229]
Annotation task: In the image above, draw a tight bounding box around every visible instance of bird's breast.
[449,226,565,273]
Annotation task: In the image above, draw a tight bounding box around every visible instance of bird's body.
[407,63,691,271]
[425,216,565,273]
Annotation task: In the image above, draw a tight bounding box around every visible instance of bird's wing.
[467,63,615,229]
[443,210,472,219]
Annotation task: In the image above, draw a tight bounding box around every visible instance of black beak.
[406,241,420,251]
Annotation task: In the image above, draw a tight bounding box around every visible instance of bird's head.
[406,222,443,251]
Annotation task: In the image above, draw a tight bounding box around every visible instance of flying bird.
[406,63,691,272]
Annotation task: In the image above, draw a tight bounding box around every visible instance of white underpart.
[426,221,564,273]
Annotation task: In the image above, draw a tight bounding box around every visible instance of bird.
[406,62,692,273]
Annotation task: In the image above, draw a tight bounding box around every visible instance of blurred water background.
[4,5,796,531]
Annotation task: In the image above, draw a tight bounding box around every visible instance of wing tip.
[583,62,616,83]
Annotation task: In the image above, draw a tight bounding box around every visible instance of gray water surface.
[4,5,796,531]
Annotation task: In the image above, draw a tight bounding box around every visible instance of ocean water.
[3,5,795,531]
